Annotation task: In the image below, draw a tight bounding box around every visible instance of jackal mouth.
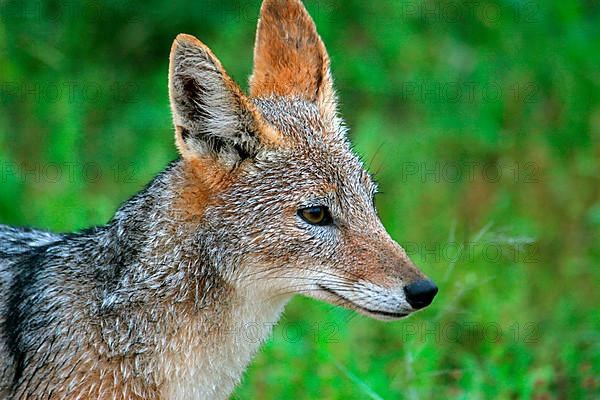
[317,284,409,320]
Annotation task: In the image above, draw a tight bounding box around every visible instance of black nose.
[404,279,438,309]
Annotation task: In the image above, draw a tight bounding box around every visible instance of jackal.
[0,0,437,398]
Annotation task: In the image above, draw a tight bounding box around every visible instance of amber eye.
[298,206,333,226]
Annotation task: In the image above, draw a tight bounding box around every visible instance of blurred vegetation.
[1,0,599,398]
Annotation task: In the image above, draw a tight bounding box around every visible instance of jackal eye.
[298,206,333,226]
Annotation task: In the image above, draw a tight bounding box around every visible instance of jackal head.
[167,0,437,320]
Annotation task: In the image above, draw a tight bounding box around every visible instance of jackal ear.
[169,34,276,166]
[250,0,337,123]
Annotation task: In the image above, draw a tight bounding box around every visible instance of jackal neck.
[90,158,289,398]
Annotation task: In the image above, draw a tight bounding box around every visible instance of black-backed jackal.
[0,0,437,398]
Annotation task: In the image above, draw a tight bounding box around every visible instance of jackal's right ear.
[169,34,278,166]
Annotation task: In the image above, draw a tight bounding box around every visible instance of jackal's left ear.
[250,0,337,124]
[169,34,278,166]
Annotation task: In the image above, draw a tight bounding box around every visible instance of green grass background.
[1,0,599,398]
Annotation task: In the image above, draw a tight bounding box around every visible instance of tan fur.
[174,158,232,220]
[250,0,337,122]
